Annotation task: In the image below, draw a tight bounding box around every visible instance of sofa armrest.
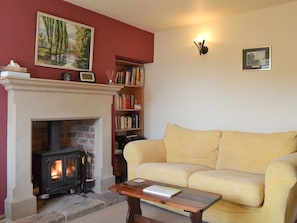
[123,139,166,180]
[263,152,297,223]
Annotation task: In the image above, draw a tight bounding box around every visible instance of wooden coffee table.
[109,178,222,223]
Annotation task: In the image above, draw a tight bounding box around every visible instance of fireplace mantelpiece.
[0,77,121,220]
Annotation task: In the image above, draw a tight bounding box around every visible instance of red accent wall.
[0,0,154,215]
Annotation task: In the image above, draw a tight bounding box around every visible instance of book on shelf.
[115,66,144,86]
[115,93,137,110]
[132,113,139,128]
[115,113,139,130]
[125,70,131,85]
[143,185,181,198]
[130,67,136,85]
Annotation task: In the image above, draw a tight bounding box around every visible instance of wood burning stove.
[32,121,82,198]
[32,147,81,197]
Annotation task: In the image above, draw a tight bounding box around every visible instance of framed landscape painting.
[35,11,94,71]
[242,46,271,70]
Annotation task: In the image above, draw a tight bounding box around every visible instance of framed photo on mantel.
[78,71,96,83]
[242,46,271,70]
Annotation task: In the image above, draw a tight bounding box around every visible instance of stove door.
[45,157,64,195]
[64,153,80,190]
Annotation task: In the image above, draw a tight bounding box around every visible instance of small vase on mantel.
[105,70,115,85]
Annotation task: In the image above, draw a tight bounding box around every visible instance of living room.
[1,0,297,221]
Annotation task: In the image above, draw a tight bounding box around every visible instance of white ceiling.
[64,0,296,33]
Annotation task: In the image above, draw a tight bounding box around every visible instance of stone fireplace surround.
[0,77,121,220]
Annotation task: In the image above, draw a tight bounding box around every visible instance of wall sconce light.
[193,39,208,55]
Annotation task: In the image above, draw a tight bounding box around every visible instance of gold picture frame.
[35,11,94,71]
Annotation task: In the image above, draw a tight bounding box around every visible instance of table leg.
[126,196,142,223]
[190,211,203,223]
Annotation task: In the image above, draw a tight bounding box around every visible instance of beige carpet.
[70,201,195,223]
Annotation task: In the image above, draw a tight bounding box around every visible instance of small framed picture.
[242,46,271,70]
[78,71,96,83]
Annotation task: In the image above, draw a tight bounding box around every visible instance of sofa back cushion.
[216,130,297,174]
[164,124,222,168]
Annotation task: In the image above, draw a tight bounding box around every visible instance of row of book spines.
[115,67,144,86]
[115,114,139,130]
[115,93,137,110]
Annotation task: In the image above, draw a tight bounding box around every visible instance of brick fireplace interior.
[32,120,96,154]
[0,77,121,221]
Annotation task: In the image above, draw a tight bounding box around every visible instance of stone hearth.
[0,77,121,221]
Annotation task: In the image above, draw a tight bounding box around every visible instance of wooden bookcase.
[113,59,145,182]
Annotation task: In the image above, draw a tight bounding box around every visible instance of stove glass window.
[51,159,62,180]
[66,157,76,178]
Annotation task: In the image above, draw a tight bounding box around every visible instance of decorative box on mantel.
[0,77,122,221]
[0,71,30,78]
[0,61,30,78]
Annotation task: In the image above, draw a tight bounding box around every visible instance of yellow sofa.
[124,123,297,223]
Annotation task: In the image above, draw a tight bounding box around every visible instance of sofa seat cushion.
[136,162,212,187]
[216,130,297,174]
[164,124,221,168]
[188,169,265,207]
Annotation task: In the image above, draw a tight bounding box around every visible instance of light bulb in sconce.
[193,38,208,55]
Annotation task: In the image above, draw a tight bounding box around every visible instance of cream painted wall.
[144,1,297,139]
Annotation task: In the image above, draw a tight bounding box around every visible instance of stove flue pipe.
[48,121,61,151]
